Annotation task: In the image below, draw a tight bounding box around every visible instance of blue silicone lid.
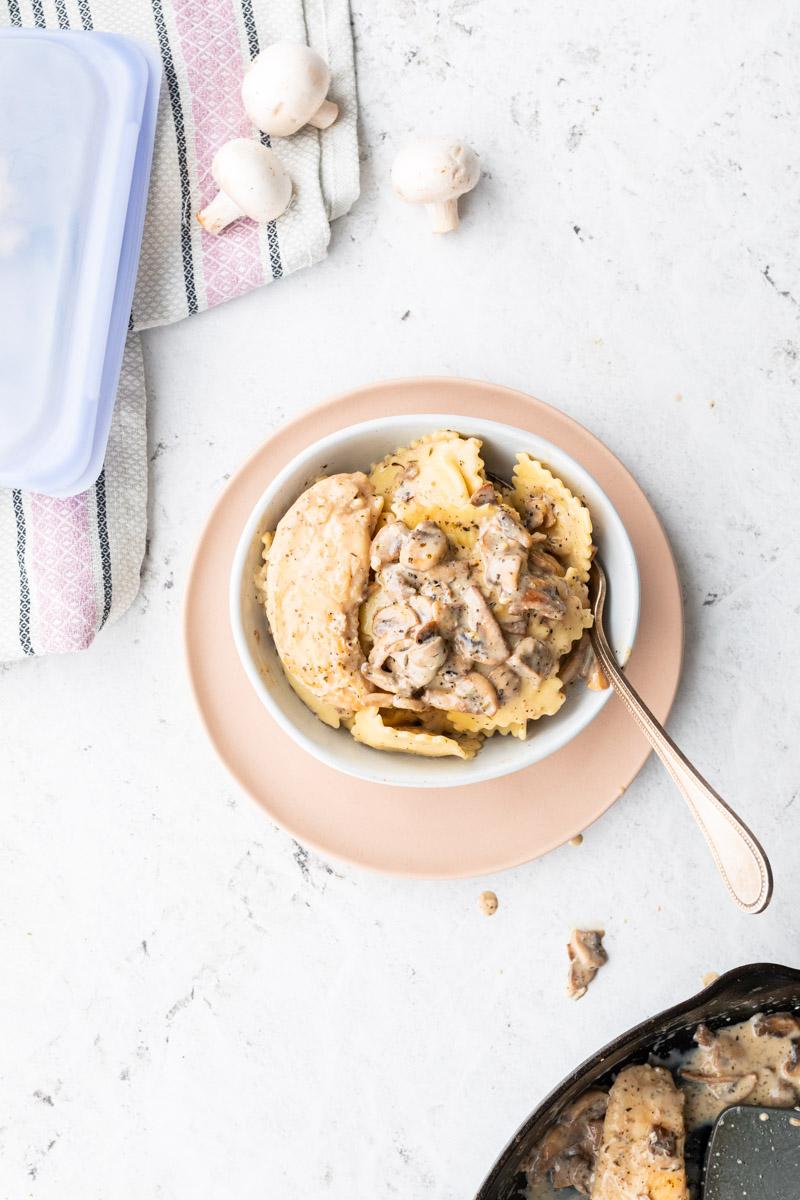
[0,29,161,496]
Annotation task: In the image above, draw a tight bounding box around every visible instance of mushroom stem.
[307,98,339,130]
[427,198,460,233]
[197,191,245,235]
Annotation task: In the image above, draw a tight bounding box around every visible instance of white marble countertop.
[3,3,800,1196]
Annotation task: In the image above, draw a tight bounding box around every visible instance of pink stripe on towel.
[172,0,266,307]
[28,492,97,654]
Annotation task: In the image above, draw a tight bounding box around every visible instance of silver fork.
[486,471,772,913]
[589,558,772,914]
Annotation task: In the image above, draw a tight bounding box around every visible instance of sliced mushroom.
[409,593,452,642]
[408,593,440,626]
[365,634,447,696]
[424,670,498,716]
[529,1090,608,1194]
[456,585,508,665]
[766,1071,797,1105]
[566,929,607,1000]
[380,563,419,599]
[520,491,557,532]
[498,614,528,637]
[558,632,594,686]
[509,576,567,620]
[647,1125,677,1158]
[479,509,532,597]
[550,1154,593,1194]
[499,554,525,595]
[469,482,498,506]
[692,1024,748,1075]
[370,521,409,570]
[481,507,532,551]
[694,1024,716,1050]
[586,657,608,691]
[418,558,471,601]
[372,603,417,641]
[506,636,555,683]
[392,696,427,712]
[363,692,396,708]
[781,1044,800,1084]
[400,521,448,571]
[752,1012,800,1039]
[529,545,565,576]
[391,636,447,691]
[708,1074,758,1104]
[679,1065,758,1103]
[488,663,522,706]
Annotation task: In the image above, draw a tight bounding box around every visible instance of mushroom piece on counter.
[197,139,292,234]
[566,929,607,1000]
[241,40,338,136]
[591,1065,689,1200]
[391,137,481,233]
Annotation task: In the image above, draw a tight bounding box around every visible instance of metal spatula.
[703,1105,800,1198]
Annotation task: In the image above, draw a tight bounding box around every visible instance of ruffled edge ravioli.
[548,568,593,659]
[369,430,485,530]
[511,453,593,582]
[351,707,481,759]
[446,675,565,740]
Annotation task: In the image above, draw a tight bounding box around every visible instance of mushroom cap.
[391,137,480,205]
[242,41,331,137]
[211,139,292,222]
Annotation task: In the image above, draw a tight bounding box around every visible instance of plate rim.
[182,375,684,878]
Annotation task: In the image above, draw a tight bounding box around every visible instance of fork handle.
[590,625,772,914]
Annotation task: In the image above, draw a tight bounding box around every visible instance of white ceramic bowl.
[230,415,639,788]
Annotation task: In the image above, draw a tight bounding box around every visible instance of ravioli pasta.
[512,453,593,581]
[258,430,601,761]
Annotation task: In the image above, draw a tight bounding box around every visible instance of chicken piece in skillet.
[590,1064,688,1199]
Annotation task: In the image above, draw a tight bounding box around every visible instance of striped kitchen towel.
[0,0,358,661]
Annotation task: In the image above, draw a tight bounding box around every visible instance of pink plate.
[183,378,683,877]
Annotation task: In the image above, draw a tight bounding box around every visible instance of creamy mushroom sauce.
[678,1012,800,1127]
[526,1012,800,1198]
[361,503,569,720]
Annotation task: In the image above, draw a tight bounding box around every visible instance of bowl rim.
[228,412,641,789]
[474,960,800,1199]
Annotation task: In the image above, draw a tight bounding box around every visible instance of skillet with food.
[475,963,800,1200]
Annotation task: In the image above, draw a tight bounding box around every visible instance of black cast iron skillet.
[475,962,800,1200]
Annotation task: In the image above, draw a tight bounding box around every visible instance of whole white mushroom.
[197,138,292,235]
[391,137,481,233]
[242,41,338,138]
